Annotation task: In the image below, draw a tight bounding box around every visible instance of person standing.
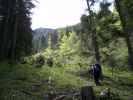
[93,63,102,85]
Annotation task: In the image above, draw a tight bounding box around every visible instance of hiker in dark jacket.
[93,63,102,85]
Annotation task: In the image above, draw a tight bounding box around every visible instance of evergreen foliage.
[0,0,35,60]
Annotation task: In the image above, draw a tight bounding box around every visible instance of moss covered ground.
[0,62,132,100]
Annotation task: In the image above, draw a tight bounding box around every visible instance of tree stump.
[81,86,96,100]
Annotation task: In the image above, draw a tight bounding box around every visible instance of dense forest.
[0,0,133,100]
[0,0,34,60]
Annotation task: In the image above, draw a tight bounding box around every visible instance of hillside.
[32,28,58,52]
[32,23,82,53]
[33,28,55,39]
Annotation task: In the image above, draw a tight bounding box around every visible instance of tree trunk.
[11,0,18,60]
[0,8,10,59]
[115,0,133,67]
[11,15,18,59]
[81,86,96,100]
[92,30,101,63]
[125,34,133,67]
[86,0,101,63]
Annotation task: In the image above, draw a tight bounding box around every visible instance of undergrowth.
[0,62,132,100]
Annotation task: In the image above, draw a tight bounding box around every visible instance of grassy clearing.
[0,62,132,100]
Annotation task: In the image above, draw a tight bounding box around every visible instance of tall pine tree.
[0,0,35,60]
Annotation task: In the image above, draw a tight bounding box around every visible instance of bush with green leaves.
[34,54,45,67]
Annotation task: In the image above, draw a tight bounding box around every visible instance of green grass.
[0,62,132,100]
[99,67,133,100]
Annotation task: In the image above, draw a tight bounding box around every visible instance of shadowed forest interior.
[0,0,133,100]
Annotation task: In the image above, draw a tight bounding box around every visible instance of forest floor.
[0,62,133,100]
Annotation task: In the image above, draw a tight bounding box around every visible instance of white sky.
[31,0,87,29]
[31,0,114,29]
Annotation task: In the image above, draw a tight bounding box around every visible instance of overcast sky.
[31,0,87,29]
[31,0,114,29]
